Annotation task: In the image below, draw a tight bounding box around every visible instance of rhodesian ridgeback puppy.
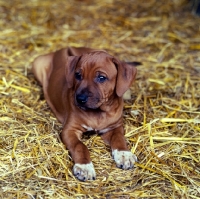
[32,46,138,181]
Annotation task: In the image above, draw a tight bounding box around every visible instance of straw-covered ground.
[0,0,200,198]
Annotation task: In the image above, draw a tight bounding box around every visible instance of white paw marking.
[73,162,96,181]
[112,149,137,170]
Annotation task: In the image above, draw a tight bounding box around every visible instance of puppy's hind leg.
[32,53,54,87]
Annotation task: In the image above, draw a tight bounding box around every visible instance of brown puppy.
[32,46,137,181]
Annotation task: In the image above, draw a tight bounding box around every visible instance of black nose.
[76,94,88,105]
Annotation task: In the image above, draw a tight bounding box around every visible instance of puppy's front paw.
[73,162,96,181]
[112,149,137,170]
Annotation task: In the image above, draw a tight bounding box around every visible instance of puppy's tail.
[126,61,142,66]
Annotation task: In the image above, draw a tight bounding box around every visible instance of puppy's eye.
[96,75,107,83]
[75,72,82,81]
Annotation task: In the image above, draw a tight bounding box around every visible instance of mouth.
[76,104,101,112]
[78,106,101,112]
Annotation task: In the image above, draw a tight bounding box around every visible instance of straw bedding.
[0,0,200,198]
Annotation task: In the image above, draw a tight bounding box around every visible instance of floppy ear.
[65,55,81,88]
[113,58,137,97]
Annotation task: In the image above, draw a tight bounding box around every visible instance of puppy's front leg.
[61,127,96,181]
[101,126,137,170]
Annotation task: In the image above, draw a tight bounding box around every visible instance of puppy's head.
[65,51,137,111]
